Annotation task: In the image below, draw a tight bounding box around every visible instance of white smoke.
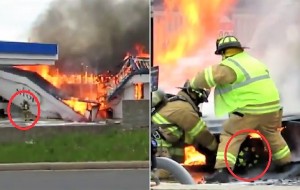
[158,41,220,117]
[235,0,300,115]
[205,0,300,117]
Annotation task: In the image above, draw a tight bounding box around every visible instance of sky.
[0,0,54,42]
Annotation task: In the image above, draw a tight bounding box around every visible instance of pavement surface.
[0,118,109,128]
[152,182,300,190]
[0,169,149,190]
[0,161,149,171]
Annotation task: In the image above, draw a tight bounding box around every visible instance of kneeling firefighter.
[151,81,218,178]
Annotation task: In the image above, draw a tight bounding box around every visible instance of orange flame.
[62,98,89,115]
[125,44,149,60]
[249,133,261,139]
[16,65,62,87]
[154,0,237,164]
[153,0,237,91]
[15,65,110,115]
[184,127,286,166]
[249,127,285,139]
[183,145,206,166]
[15,43,149,117]
[134,83,144,100]
[135,44,149,58]
[154,0,236,65]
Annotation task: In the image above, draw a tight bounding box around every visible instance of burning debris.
[181,132,272,171]
[30,0,149,74]
[183,146,206,166]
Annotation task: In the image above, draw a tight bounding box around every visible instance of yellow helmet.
[215,35,243,55]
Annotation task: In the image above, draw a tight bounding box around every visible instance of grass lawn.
[0,128,149,163]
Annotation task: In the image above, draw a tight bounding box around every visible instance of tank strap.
[169,95,202,117]
[168,95,187,102]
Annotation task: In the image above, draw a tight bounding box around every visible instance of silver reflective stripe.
[235,103,280,113]
[273,145,291,160]
[227,58,250,80]
[152,113,170,124]
[215,74,270,95]
[215,58,270,95]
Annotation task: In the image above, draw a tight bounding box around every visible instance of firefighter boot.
[151,168,160,186]
[204,154,216,171]
[204,168,230,183]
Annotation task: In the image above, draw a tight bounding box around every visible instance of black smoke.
[30,0,149,74]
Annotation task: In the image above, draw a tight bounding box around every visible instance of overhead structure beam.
[0,41,58,66]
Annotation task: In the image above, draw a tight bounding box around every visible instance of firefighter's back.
[158,100,195,128]
[218,52,281,115]
[236,53,280,102]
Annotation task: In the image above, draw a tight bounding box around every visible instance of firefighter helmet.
[215,35,244,55]
[177,80,210,103]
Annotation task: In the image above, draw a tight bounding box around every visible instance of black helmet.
[177,80,210,103]
[215,36,243,55]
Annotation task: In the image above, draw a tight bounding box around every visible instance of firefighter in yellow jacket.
[151,82,218,178]
[188,35,292,183]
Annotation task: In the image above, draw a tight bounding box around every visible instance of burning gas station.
[0,41,150,126]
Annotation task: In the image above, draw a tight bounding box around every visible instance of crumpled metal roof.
[0,67,70,100]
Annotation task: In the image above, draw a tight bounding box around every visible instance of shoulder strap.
[151,94,182,116]
[151,101,166,116]
[152,94,203,126]
[169,95,203,117]
[168,95,187,102]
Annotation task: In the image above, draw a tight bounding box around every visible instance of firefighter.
[21,100,30,122]
[151,81,218,178]
[188,35,292,183]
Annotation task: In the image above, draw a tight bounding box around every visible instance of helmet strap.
[221,51,226,60]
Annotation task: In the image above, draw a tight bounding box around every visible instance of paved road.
[0,169,149,190]
[0,118,108,128]
[152,183,300,190]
